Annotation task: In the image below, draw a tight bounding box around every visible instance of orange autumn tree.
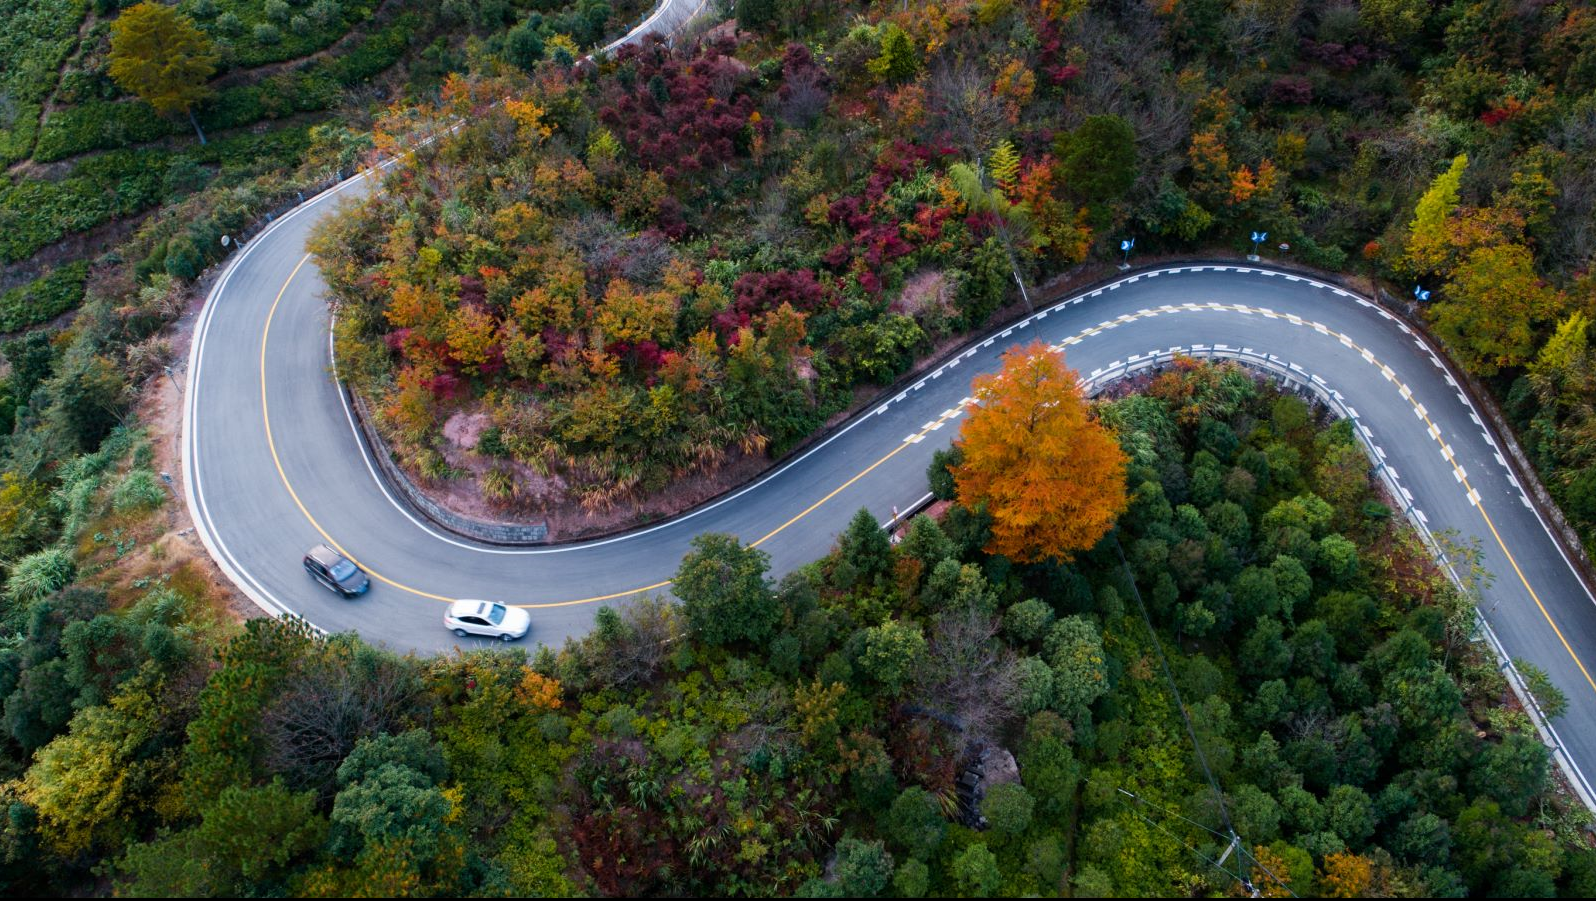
[952,341,1128,563]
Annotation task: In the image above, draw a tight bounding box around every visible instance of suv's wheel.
[500,632,515,642]
[454,628,468,638]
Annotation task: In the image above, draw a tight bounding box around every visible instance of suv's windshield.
[488,604,506,625]
[329,559,358,581]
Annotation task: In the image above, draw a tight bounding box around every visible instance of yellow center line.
[750,408,963,548]
[1300,311,1596,699]
[258,256,952,609]
[261,254,453,602]
[1422,411,1596,697]
[257,274,1596,686]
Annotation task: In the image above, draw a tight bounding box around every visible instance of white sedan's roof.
[449,599,494,617]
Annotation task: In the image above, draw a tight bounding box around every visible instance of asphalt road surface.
[179,0,1596,808]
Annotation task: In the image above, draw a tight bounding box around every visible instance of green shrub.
[0,261,90,333]
[112,469,167,514]
[5,546,76,606]
[0,0,86,162]
[163,238,205,281]
[32,99,176,162]
[162,156,213,196]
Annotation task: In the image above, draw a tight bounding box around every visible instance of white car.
[444,599,531,642]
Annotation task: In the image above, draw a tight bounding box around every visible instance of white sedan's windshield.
[329,560,357,581]
[488,604,506,625]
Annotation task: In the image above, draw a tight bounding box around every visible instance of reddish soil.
[134,278,254,623]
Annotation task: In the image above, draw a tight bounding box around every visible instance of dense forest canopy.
[2,0,1596,895]
[314,0,1596,550]
[1,360,1587,897]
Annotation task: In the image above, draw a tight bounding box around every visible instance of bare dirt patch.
[122,282,255,624]
[442,409,492,451]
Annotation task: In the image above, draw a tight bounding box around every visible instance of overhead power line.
[1113,538,1297,898]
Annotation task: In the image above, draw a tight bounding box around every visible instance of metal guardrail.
[1083,346,1596,814]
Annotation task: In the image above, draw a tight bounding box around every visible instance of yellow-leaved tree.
[952,340,1128,563]
[1403,153,1468,275]
[108,2,219,144]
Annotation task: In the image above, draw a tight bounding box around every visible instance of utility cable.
[1101,778,1299,898]
[1113,537,1297,898]
[1124,806,1251,889]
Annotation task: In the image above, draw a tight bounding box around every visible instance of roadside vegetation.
[2,0,1596,895]
[0,1,652,647]
[0,356,1588,896]
[314,0,1596,557]
[0,0,645,330]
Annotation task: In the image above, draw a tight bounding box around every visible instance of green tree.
[1453,799,1520,892]
[921,560,999,615]
[1004,598,1055,643]
[869,24,920,83]
[113,781,327,896]
[1018,713,1078,819]
[1322,785,1374,847]
[927,446,963,500]
[1055,115,1138,215]
[886,787,946,860]
[980,783,1034,834]
[832,837,894,896]
[735,0,779,30]
[337,729,447,787]
[504,20,545,70]
[317,730,463,895]
[182,617,320,809]
[1514,658,1569,719]
[1043,616,1108,724]
[893,858,929,897]
[1391,811,1451,867]
[1359,0,1429,44]
[107,2,219,144]
[3,660,78,752]
[835,507,893,591]
[1471,732,1549,817]
[952,842,1002,897]
[673,533,780,647]
[859,620,927,695]
[1014,656,1054,715]
[18,676,167,856]
[899,515,955,571]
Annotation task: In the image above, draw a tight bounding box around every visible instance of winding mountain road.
[179,0,1596,808]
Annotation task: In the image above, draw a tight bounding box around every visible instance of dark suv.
[303,543,370,598]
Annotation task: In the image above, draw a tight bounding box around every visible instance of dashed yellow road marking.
[1129,305,1596,699]
[257,269,1596,686]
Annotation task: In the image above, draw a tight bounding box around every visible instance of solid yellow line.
[1418,410,1596,697]
[257,256,952,609]
[1305,305,1596,699]
[260,254,453,602]
[753,441,912,547]
[1285,310,1596,699]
